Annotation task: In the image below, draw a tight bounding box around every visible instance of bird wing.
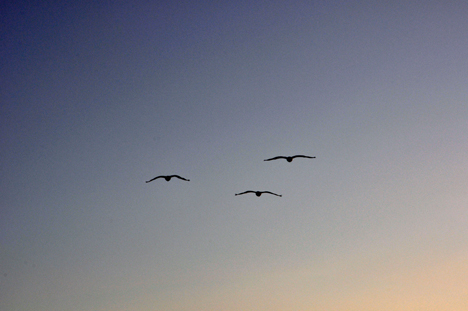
[263,191,282,197]
[235,190,255,196]
[292,155,316,159]
[172,175,190,181]
[264,156,285,161]
[146,175,163,183]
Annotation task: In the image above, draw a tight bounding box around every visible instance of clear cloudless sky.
[1,1,468,310]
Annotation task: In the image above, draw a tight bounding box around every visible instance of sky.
[1,1,468,310]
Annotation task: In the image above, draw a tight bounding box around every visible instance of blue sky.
[2,1,468,310]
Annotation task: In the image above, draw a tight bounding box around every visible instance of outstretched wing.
[146,175,164,183]
[171,175,190,181]
[235,190,255,196]
[264,156,286,161]
[262,191,282,197]
[291,155,316,159]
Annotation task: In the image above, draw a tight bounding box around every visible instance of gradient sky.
[1,1,468,310]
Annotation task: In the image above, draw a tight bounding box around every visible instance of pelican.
[146,175,190,183]
[264,155,316,162]
[235,191,282,197]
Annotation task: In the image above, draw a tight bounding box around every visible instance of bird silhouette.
[235,190,282,197]
[146,175,190,183]
[264,155,316,162]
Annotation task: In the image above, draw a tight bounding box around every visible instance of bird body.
[146,175,190,183]
[264,155,316,162]
[235,190,282,197]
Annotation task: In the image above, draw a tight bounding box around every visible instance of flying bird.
[264,155,316,162]
[146,175,190,183]
[235,191,282,197]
